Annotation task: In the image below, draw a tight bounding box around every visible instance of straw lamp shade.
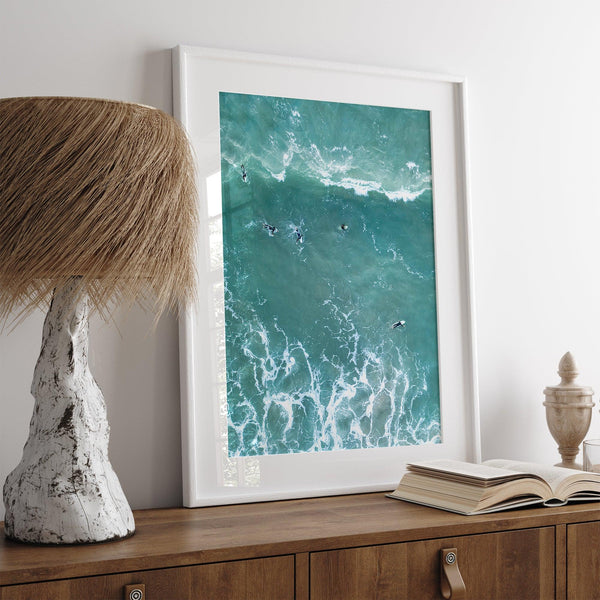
[0,96,197,320]
[0,97,198,544]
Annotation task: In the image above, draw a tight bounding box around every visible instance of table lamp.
[0,97,197,544]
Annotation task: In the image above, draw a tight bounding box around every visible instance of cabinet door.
[0,555,294,600]
[311,527,555,600]
[567,521,600,599]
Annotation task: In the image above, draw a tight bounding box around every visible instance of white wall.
[2,0,600,519]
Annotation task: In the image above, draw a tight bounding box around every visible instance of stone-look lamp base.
[3,278,135,544]
[543,352,594,470]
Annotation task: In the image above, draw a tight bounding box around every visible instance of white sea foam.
[320,176,429,203]
[321,176,381,197]
[385,188,428,202]
[259,138,429,205]
[270,170,286,182]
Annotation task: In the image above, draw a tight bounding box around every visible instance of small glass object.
[583,440,600,473]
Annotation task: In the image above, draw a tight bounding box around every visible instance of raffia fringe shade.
[0,96,198,322]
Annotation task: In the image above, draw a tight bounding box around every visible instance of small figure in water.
[392,320,406,329]
[340,224,348,231]
[294,227,304,243]
[241,164,247,182]
[263,223,278,236]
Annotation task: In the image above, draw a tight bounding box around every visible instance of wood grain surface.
[1,492,600,591]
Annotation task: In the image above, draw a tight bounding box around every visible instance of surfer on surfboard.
[392,320,406,329]
[263,223,278,236]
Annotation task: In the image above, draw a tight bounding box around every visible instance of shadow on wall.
[91,303,183,510]
[141,48,175,114]
[100,47,185,509]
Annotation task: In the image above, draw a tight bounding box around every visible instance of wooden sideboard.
[1,492,600,599]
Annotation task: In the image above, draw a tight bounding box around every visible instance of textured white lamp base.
[3,278,135,544]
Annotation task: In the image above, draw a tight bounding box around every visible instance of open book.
[387,459,600,515]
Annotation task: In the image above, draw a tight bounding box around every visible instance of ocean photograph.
[219,91,440,457]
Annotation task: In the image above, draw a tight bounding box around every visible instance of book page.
[483,459,592,496]
[407,459,536,483]
[387,490,548,515]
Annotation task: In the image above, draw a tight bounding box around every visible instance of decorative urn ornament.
[0,97,197,544]
[543,352,594,470]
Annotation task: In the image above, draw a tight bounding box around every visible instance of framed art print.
[173,45,480,507]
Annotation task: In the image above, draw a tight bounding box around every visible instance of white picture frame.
[173,45,481,508]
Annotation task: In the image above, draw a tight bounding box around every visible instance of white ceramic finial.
[558,351,578,385]
[544,351,594,470]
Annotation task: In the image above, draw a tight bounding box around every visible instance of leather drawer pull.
[440,548,466,599]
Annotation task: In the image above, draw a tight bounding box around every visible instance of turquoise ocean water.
[219,92,440,457]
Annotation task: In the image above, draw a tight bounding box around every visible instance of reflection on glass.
[206,170,260,487]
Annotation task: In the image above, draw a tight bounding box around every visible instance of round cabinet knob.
[445,551,457,565]
[124,584,145,600]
